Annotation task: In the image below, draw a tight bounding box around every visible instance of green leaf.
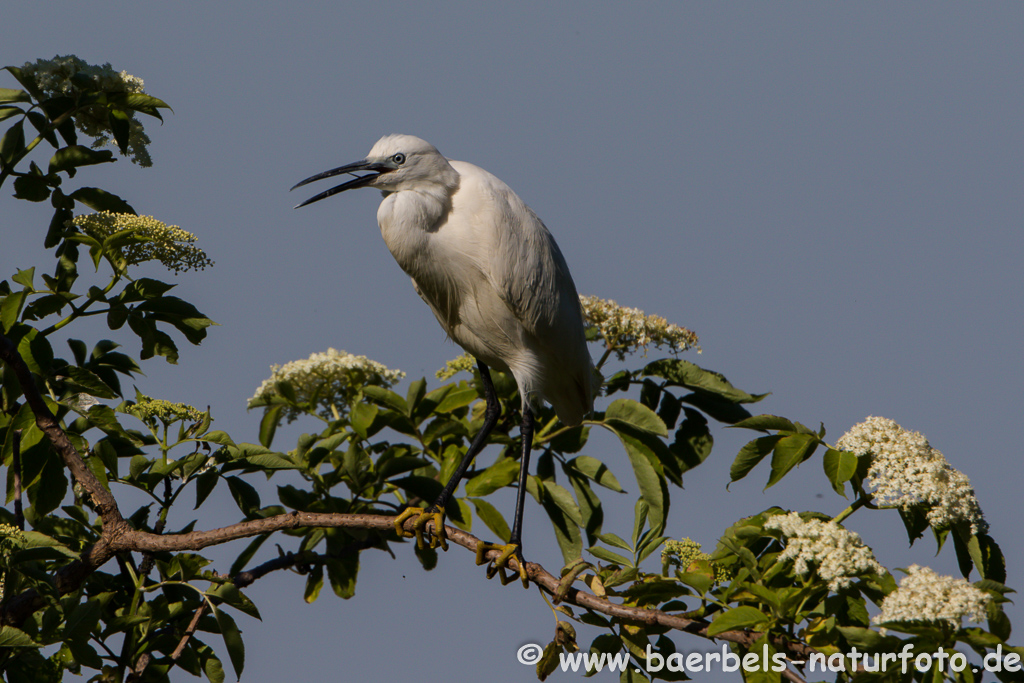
[0,120,24,164]
[464,457,519,497]
[243,452,299,470]
[566,455,623,492]
[540,491,581,565]
[765,433,817,488]
[680,391,754,424]
[258,404,283,448]
[547,424,590,454]
[729,435,782,484]
[29,452,67,517]
[202,651,226,683]
[588,545,632,567]
[669,408,713,476]
[836,626,884,648]
[706,605,770,636]
[65,365,118,399]
[469,497,510,542]
[304,564,324,602]
[0,626,39,648]
[605,398,668,436]
[64,599,102,638]
[731,414,798,432]
[596,532,632,551]
[434,385,478,413]
[212,605,245,679]
[362,385,409,415]
[326,553,359,599]
[226,476,261,517]
[0,88,30,103]
[136,296,215,345]
[19,531,77,557]
[349,402,378,439]
[537,640,560,681]
[108,108,131,153]
[127,313,180,363]
[391,475,443,503]
[822,448,858,497]
[612,428,666,532]
[0,105,22,122]
[113,92,172,115]
[227,536,268,581]
[542,482,583,527]
[405,377,426,417]
[12,267,34,289]
[68,187,136,214]
[13,174,50,202]
[644,358,767,403]
[1,290,26,332]
[48,145,114,174]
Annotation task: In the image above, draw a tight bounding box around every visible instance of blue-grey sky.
[4,3,1023,681]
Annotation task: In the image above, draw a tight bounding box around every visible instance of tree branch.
[0,334,815,676]
[0,335,125,527]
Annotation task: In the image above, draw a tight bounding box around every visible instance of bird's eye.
[392,153,406,165]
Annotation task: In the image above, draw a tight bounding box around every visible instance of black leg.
[508,403,534,548]
[431,359,501,513]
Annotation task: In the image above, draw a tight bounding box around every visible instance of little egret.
[293,135,596,585]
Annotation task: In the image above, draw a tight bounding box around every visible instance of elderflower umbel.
[126,394,205,426]
[765,512,884,591]
[873,565,990,629]
[662,538,730,583]
[21,55,154,166]
[0,524,25,602]
[579,295,698,360]
[71,212,213,274]
[836,417,987,535]
[436,353,477,380]
[249,348,404,423]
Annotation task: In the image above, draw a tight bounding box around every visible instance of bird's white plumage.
[363,134,596,425]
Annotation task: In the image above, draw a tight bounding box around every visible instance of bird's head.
[292,134,457,208]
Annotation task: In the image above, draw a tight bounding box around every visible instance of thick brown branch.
[0,335,125,526]
[102,512,817,666]
[0,334,812,674]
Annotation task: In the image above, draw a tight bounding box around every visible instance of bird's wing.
[475,171,586,347]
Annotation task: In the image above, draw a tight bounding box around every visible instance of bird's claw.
[393,507,448,551]
[475,541,529,588]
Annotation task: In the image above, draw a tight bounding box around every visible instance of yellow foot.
[393,507,448,551]
[475,541,529,588]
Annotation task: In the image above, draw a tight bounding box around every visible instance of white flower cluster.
[836,417,987,534]
[72,212,213,274]
[21,55,144,96]
[661,537,730,583]
[579,295,698,360]
[249,348,405,422]
[436,353,477,380]
[0,523,25,602]
[126,393,205,426]
[873,565,990,629]
[765,512,884,591]
[21,55,153,166]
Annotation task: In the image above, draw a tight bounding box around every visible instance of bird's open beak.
[291,159,396,208]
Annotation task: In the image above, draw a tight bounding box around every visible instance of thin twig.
[12,428,23,530]
[170,603,207,661]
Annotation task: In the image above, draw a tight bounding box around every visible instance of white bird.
[293,135,596,585]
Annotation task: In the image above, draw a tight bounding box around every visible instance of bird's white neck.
[376,171,460,278]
